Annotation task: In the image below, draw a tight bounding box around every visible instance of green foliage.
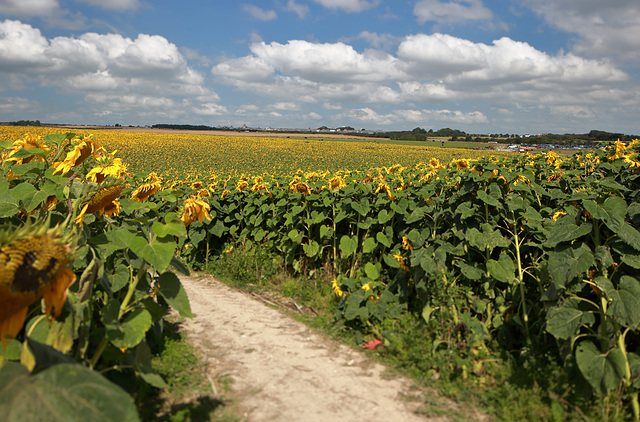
[177,141,640,419]
[0,133,193,420]
[0,362,139,422]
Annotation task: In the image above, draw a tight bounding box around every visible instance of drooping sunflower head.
[181,197,211,227]
[328,175,346,190]
[75,184,124,225]
[0,221,76,345]
[293,182,311,195]
[52,135,104,175]
[86,152,128,183]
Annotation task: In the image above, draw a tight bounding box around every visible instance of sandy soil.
[178,274,457,422]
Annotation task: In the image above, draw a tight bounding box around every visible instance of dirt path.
[179,275,446,422]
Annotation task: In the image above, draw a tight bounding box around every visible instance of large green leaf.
[364,262,380,280]
[583,197,626,228]
[546,303,586,340]
[94,228,137,252]
[466,223,510,254]
[362,237,377,254]
[9,182,37,203]
[584,198,640,250]
[377,209,392,224]
[406,207,425,224]
[152,213,186,238]
[606,276,640,328]
[376,232,391,248]
[156,272,192,318]
[575,341,626,396]
[456,261,484,280]
[43,133,74,146]
[102,300,152,349]
[339,235,358,257]
[129,235,176,273]
[0,362,139,422]
[303,240,320,258]
[486,252,516,284]
[543,223,593,248]
[477,190,500,207]
[547,243,594,289]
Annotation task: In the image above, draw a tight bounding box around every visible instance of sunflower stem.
[119,261,148,320]
[89,337,108,369]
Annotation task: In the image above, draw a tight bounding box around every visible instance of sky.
[0,0,639,135]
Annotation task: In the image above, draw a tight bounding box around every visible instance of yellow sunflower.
[375,182,394,200]
[0,224,76,346]
[86,154,128,183]
[328,175,347,190]
[292,182,311,195]
[52,135,104,175]
[75,184,123,225]
[453,159,471,170]
[5,133,51,165]
[131,172,161,202]
[181,197,211,227]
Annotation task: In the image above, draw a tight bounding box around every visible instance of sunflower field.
[1,127,640,420]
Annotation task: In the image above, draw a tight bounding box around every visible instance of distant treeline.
[363,127,467,142]
[526,130,638,145]
[365,127,638,144]
[152,124,223,131]
[8,120,42,126]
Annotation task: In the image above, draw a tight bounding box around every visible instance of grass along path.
[178,274,483,422]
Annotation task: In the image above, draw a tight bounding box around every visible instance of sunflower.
[181,197,211,227]
[375,182,394,200]
[75,184,123,225]
[402,236,413,251]
[607,140,627,161]
[236,180,249,192]
[328,175,347,190]
[292,182,311,195]
[331,278,345,298]
[52,135,104,175]
[5,133,51,165]
[453,159,471,170]
[393,253,409,271]
[86,153,128,183]
[429,158,443,169]
[131,172,161,202]
[0,224,76,346]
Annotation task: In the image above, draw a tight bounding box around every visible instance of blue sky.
[1,0,639,134]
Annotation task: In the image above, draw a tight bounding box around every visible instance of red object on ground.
[364,338,383,350]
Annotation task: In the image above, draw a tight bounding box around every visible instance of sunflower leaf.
[0,362,139,422]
